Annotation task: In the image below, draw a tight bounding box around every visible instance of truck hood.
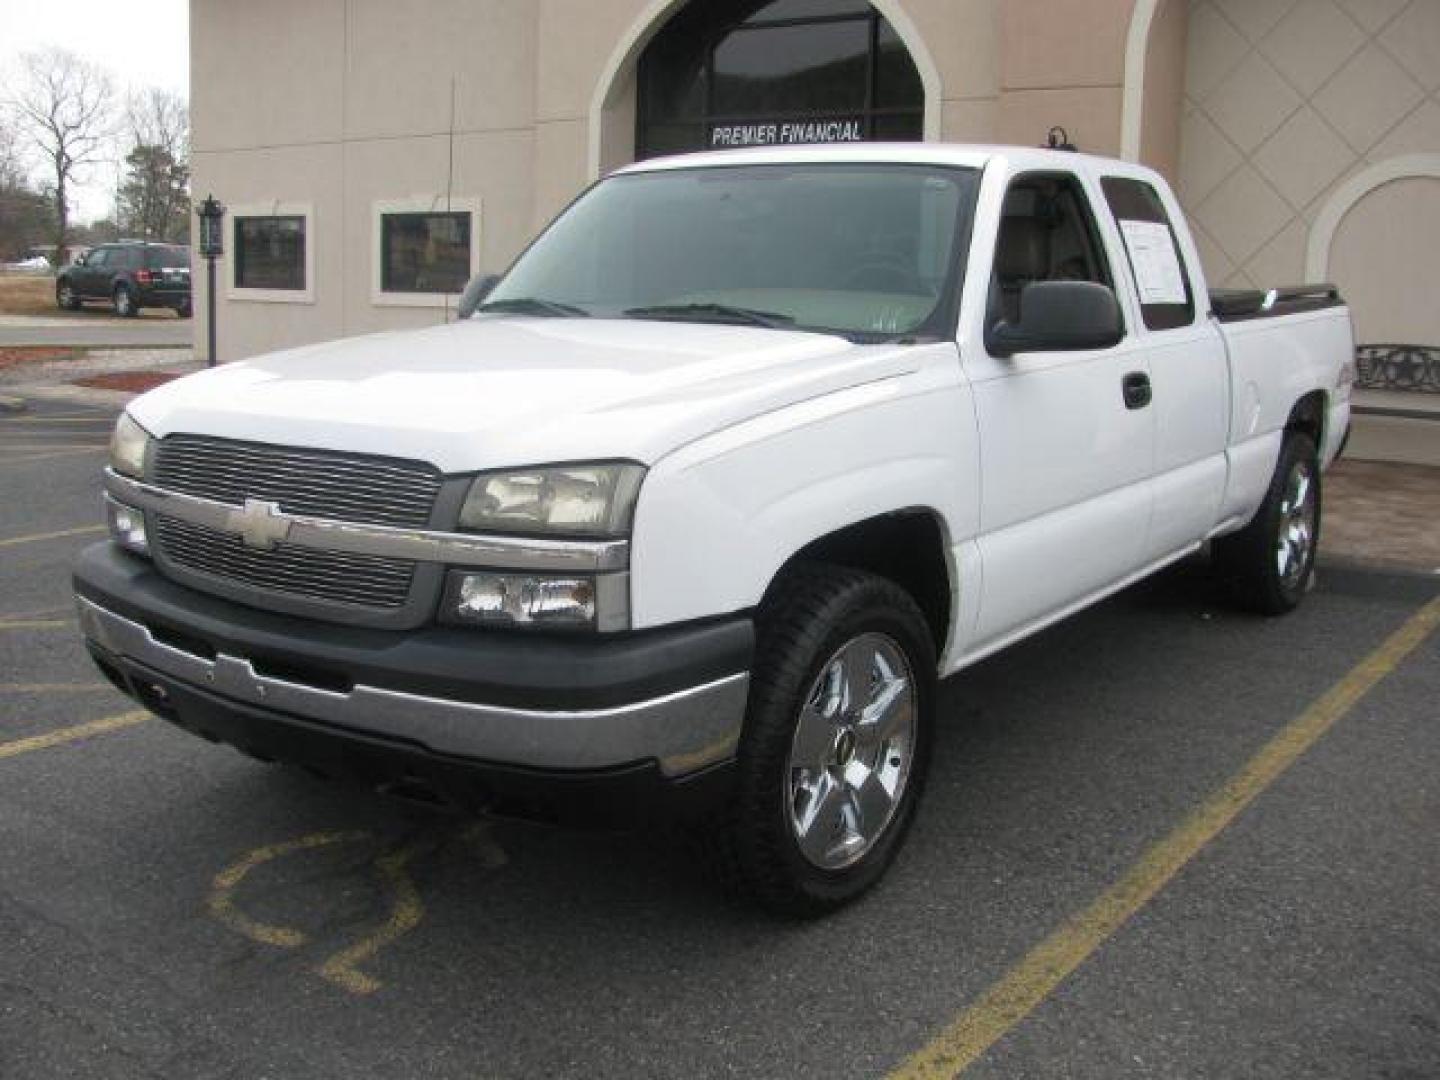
[130,317,922,472]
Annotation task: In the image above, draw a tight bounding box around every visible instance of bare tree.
[119,87,190,241]
[6,48,115,265]
[127,86,188,160]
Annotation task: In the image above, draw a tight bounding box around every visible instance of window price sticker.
[1119,219,1187,306]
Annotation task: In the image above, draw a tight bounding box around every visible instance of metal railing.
[1355,345,1440,393]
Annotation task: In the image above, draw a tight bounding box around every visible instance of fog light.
[105,494,149,555]
[451,572,597,628]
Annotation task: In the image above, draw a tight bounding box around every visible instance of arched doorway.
[635,0,925,160]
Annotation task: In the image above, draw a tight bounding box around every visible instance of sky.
[1,0,189,222]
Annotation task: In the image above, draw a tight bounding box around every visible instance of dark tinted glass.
[871,112,924,140]
[1100,176,1195,330]
[234,216,306,291]
[639,6,708,125]
[146,246,190,268]
[748,0,870,19]
[714,22,869,114]
[875,21,923,108]
[87,249,111,268]
[381,211,471,294]
[636,1,924,159]
[116,247,142,270]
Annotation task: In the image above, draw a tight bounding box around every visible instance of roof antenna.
[1045,126,1078,152]
[443,75,457,325]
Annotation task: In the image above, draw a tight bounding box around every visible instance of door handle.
[1122,372,1152,410]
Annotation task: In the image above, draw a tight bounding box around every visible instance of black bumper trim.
[73,542,754,711]
[90,644,735,827]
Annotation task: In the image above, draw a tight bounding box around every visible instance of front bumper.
[74,543,752,823]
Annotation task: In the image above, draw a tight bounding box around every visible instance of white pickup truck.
[75,144,1353,914]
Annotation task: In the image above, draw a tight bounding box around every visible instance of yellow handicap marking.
[317,838,428,995]
[209,821,507,995]
[209,830,372,949]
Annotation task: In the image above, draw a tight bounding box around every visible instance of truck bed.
[1210,284,1343,323]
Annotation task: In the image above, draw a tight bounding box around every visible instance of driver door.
[962,169,1155,654]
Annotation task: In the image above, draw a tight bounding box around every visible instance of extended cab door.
[961,168,1155,653]
[1094,172,1229,559]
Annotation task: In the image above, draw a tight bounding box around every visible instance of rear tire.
[708,563,936,917]
[176,300,193,318]
[1213,432,1321,614]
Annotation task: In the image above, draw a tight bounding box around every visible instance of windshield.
[484,163,978,341]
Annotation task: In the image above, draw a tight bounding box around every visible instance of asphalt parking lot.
[2,395,1438,1079]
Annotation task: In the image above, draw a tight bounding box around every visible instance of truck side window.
[989,173,1117,330]
[1100,176,1196,331]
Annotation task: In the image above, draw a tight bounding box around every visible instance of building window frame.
[227,201,315,304]
[371,196,482,308]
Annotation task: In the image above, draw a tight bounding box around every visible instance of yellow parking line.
[0,447,107,465]
[0,683,112,694]
[0,442,107,449]
[3,416,114,423]
[890,593,1440,1080]
[0,524,105,548]
[0,710,149,761]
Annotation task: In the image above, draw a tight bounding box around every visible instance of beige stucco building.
[190,0,1440,364]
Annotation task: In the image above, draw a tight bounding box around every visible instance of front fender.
[628,349,978,630]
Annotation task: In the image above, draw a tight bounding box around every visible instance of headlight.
[458,463,644,537]
[109,413,152,478]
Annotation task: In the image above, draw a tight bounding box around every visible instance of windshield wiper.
[623,302,796,329]
[477,297,591,318]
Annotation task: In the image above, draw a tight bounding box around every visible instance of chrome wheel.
[114,288,132,316]
[786,632,916,871]
[58,283,74,308]
[1275,458,1316,591]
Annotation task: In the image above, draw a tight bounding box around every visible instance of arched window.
[637,0,924,159]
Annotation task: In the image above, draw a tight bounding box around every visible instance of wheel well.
[776,512,951,653]
[1286,391,1327,449]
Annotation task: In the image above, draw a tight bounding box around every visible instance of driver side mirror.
[987,281,1123,358]
[456,272,502,320]
[73,252,88,267]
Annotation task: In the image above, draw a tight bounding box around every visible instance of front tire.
[113,285,138,317]
[1213,431,1321,614]
[56,280,81,311]
[712,563,936,916]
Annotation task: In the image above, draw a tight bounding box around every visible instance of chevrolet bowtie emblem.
[227,498,292,551]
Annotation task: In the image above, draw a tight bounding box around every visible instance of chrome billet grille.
[153,435,441,528]
[155,516,415,608]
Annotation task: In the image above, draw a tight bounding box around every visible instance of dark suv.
[56,242,192,318]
